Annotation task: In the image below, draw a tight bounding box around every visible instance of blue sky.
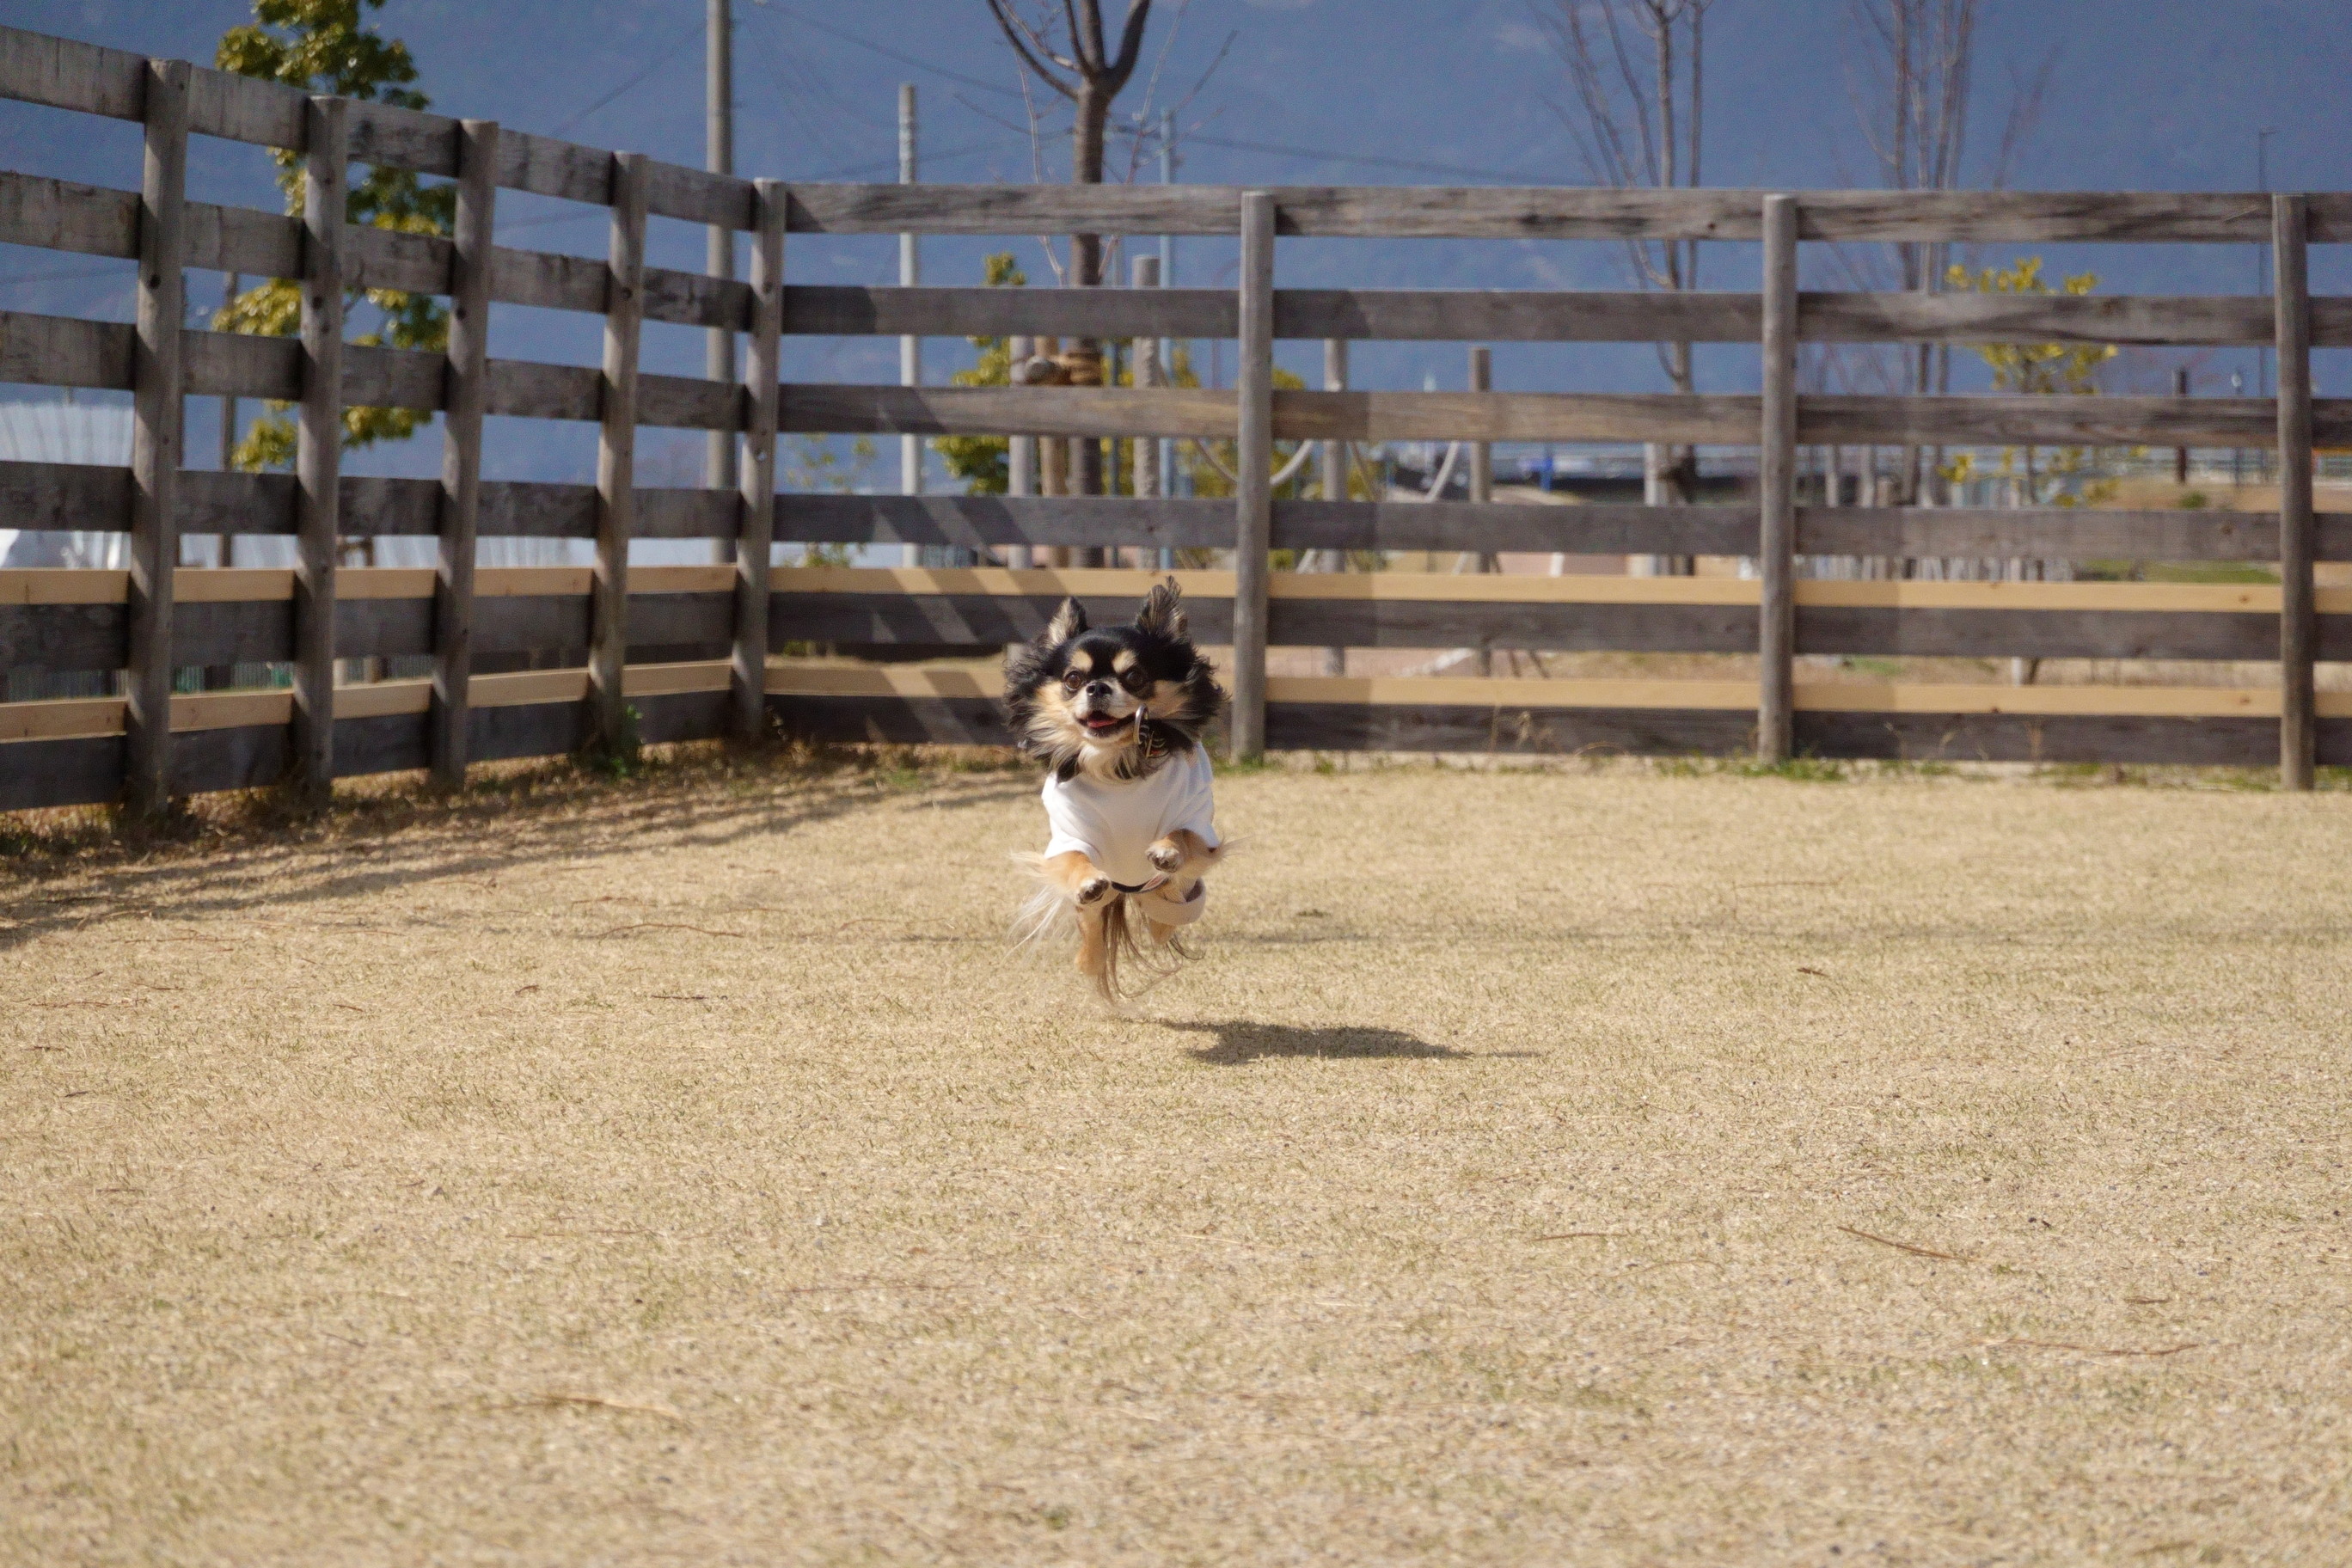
[3,0,2348,483]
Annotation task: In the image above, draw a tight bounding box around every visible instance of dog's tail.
[1010,851,1197,1005]
[1008,851,1071,949]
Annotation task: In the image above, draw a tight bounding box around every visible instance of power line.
[1180,131,1550,184]
[0,262,127,290]
[749,0,1026,99]
[549,24,704,137]
[491,132,1044,241]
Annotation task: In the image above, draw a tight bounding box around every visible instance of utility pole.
[899,83,922,564]
[2257,128,2277,482]
[706,0,737,499]
[1158,109,1176,505]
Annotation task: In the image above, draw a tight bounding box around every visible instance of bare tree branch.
[986,0,1080,96]
[1106,0,1154,87]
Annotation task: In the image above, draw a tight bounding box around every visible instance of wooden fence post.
[590,151,647,760]
[124,56,187,819]
[732,176,784,744]
[1229,189,1275,761]
[431,117,497,788]
[2275,193,2315,790]
[1756,193,1799,763]
[1006,334,1033,570]
[1317,335,1347,676]
[1468,343,1496,672]
[291,93,346,806]
[1133,255,1161,515]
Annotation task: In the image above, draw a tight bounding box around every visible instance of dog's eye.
[1119,666,1152,693]
[1060,670,1086,692]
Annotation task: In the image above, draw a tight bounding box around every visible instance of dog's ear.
[1135,578,1187,640]
[1041,596,1087,646]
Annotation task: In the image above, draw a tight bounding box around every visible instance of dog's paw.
[1076,875,1113,907]
[1147,842,1185,873]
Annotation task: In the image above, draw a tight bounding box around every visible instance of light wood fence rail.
[1,21,2346,810]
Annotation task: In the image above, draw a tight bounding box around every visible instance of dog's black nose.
[1085,680,1112,698]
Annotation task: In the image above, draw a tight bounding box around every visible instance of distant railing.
[0,22,2344,815]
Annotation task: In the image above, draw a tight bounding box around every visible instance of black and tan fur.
[1004,580,1227,998]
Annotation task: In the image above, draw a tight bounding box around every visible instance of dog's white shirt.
[1040,745,1219,886]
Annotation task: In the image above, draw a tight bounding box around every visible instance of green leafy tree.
[935,253,1029,494]
[214,0,452,470]
[1941,257,2122,508]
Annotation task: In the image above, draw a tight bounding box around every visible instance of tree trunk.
[1069,83,1108,524]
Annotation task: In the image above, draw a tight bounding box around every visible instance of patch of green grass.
[1735,756,1848,783]
[2080,560,2279,585]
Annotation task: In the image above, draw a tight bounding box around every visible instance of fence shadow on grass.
[1167,1020,1481,1066]
[0,771,1032,954]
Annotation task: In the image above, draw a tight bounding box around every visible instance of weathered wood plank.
[489,245,608,314]
[777,494,1240,551]
[343,340,448,413]
[643,159,755,230]
[124,57,187,818]
[637,370,738,431]
[346,100,458,178]
[495,129,613,206]
[0,25,145,120]
[0,168,138,257]
[0,310,133,389]
[642,262,752,331]
[1796,505,2346,561]
[1269,599,1755,653]
[778,383,2352,446]
[763,692,1008,748]
[431,118,496,788]
[588,153,646,759]
[184,62,306,150]
[774,282,2352,348]
[183,327,299,399]
[757,591,1763,654]
[781,383,1236,439]
[1799,395,2337,447]
[1792,712,2275,767]
[0,457,131,532]
[733,179,785,744]
[484,358,597,420]
[634,487,734,539]
[0,462,810,542]
[14,162,2352,351]
[1267,701,1756,756]
[17,311,2352,447]
[779,181,2352,243]
[785,284,1235,340]
[1277,501,1759,556]
[1796,607,2280,661]
[290,94,346,805]
[770,591,1234,649]
[342,221,447,294]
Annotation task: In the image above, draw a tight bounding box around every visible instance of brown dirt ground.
[4,750,2350,1565]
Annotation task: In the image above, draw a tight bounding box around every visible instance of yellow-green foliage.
[1940,257,2124,507]
[934,252,1029,495]
[933,254,1316,511]
[213,1,452,470]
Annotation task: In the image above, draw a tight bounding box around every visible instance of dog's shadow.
[1165,1020,1477,1066]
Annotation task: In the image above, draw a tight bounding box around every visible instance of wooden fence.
[2,23,2348,814]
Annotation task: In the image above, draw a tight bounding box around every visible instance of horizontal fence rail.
[1,21,2345,810]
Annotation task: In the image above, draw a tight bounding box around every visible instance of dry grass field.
[4,750,2350,1565]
